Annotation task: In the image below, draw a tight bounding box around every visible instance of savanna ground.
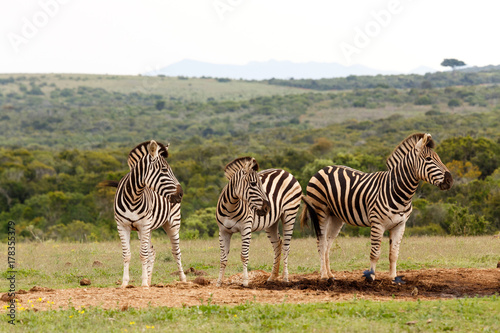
[2,235,500,331]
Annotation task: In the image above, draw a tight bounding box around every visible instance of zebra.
[216,157,302,287]
[300,133,453,284]
[100,140,186,288]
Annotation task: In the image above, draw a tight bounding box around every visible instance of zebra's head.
[140,140,183,203]
[413,133,453,190]
[226,157,270,216]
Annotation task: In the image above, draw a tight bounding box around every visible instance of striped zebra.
[100,140,186,288]
[216,157,302,287]
[300,133,453,283]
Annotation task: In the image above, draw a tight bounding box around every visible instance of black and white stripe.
[101,140,186,287]
[301,133,453,283]
[216,157,302,287]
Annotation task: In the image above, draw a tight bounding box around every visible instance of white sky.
[1,0,499,75]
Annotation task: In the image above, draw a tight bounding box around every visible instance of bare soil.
[10,268,500,311]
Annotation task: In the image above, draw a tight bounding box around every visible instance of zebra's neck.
[121,168,148,207]
[388,156,420,207]
[219,181,242,214]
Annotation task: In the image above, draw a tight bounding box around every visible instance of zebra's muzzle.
[255,200,271,216]
[169,184,183,204]
[439,171,453,190]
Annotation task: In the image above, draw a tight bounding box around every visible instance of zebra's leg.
[163,224,187,282]
[389,222,406,284]
[280,208,298,282]
[240,223,253,287]
[117,224,132,288]
[137,227,152,287]
[316,213,333,279]
[146,241,156,286]
[265,222,282,282]
[364,223,385,282]
[216,229,232,287]
[324,217,344,279]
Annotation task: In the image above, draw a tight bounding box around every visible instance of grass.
[1,236,499,331]
[3,297,499,332]
[0,73,310,102]
[1,235,499,290]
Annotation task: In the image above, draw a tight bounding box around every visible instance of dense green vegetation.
[0,73,499,241]
[267,67,500,90]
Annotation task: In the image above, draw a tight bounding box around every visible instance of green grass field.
[2,235,499,290]
[1,236,499,331]
[6,297,500,332]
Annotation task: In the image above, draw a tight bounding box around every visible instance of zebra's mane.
[127,140,169,170]
[224,157,259,180]
[386,133,435,170]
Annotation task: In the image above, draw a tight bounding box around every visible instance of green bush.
[445,205,490,236]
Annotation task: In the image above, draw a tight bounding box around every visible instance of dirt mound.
[8,268,500,312]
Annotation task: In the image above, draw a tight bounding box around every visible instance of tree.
[155,100,165,111]
[441,58,466,71]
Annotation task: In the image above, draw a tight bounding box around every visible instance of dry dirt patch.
[9,268,500,311]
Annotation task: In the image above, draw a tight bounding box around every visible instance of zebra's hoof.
[363,269,375,282]
[392,276,406,284]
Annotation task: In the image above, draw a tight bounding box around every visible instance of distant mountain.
[148,59,405,80]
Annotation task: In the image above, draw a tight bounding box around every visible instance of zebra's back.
[252,168,302,231]
[307,165,388,228]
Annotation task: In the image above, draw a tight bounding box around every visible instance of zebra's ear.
[148,140,160,159]
[242,158,259,174]
[250,158,259,172]
[415,133,431,154]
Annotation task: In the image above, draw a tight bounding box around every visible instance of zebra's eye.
[425,157,432,161]
[250,181,257,187]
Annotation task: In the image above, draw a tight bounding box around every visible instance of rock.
[80,278,91,286]
[193,276,210,286]
[92,261,103,267]
[1,293,14,302]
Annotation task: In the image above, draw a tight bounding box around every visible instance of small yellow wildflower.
[38,298,42,302]
[28,300,32,303]
[129,321,135,325]
[69,315,73,318]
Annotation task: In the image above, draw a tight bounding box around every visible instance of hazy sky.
[1,0,499,75]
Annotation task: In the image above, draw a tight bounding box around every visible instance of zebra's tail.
[300,195,322,239]
[98,180,119,188]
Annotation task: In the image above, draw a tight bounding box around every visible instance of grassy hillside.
[1,73,498,149]
[0,73,499,242]
[0,73,309,103]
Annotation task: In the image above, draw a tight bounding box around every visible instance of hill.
[0,72,499,242]
[148,59,400,80]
